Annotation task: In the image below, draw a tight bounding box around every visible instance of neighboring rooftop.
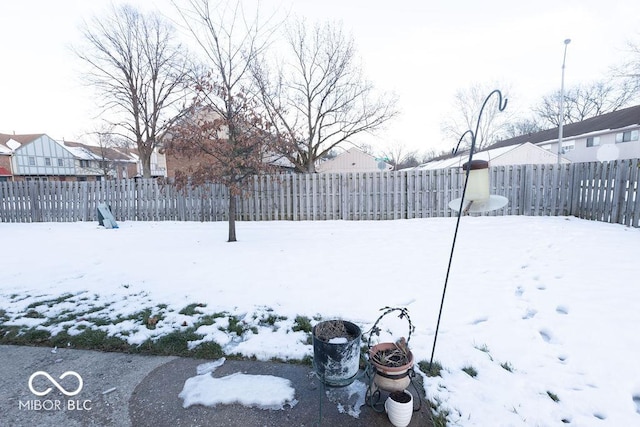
[487,104,640,150]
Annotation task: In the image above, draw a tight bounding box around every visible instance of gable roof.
[0,133,44,146]
[62,140,134,162]
[413,141,568,170]
[488,104,640,150]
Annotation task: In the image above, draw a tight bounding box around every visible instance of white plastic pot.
[384,390,413,427]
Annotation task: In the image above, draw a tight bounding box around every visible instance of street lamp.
[557,38,571,164]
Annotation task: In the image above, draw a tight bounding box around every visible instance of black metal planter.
[312,320,362,387]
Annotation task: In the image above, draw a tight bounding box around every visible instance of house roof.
[487,104,640,150]
[62,140,135,162]
[0,133,44,146]
[413,142,568,170]
[0,133,45,153]
[413,145,517,170]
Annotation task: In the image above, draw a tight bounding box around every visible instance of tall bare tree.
[441,83,512,150]
[611,36,640,97]
[253,19,398,173]
[533,79,637,128]
[75,5,191,178]
[501,117,544,139]
[170,0,277,242]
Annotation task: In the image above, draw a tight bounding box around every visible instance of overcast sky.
[1,0,639,156]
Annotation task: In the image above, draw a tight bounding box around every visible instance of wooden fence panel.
[632,160,640,227]
[1,160,638,227]
[626,159,639,227]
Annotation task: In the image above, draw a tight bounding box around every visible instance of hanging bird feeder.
[448,159,508,214]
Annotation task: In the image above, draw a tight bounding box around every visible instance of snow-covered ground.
[1,216,639,425]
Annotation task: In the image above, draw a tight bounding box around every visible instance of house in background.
[62,140,138,180]
[414,142,569,170]
[127,147,168,178]
[415,104,640,171]
[2,133,76,181]
[0,133,149,181]
[316,147,393,173]
[0,138,13,181]
[487,104,640,163]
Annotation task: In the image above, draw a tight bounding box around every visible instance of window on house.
[80,160,90,168]
[57,158,64,167]
[45,157,51,166]
[561,142,575,153]
[615,130,639,143]
[586,136,600,147]
[28,157,36,166]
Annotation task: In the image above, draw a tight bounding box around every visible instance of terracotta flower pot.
[370,342,414,392]
[369,342,414,375]
[385,390,413,427]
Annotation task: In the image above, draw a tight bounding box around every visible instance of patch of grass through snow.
[547,391,560,402]
[462,365,478,378]
[501,361,514,372]
[292,315,312,333]
[179,303,206,316]
[419,359,443,377]
[1,294,313,361]
[428,397,451,427]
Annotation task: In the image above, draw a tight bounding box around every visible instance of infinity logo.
[28,371,84,397]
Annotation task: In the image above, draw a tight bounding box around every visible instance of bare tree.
[253,19,398,173]
[378,142,419,170]
[441,83,513,150]
[92,128,119,179]
[533,79,637,128]
[75,5,191,178]
[501,117,544,139]
[91,126,135,179]
[611,36,640,97]
[170,0,277,242]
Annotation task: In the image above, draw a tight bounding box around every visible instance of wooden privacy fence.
[1,159,638,227]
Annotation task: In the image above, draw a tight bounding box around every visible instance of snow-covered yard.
[1,216,639,425]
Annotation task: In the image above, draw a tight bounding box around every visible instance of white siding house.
[9,134,75,179]
[414,142,569,170]
[489,104,640,164]
[543,127,640,163]
[417,105,640,171]
[316,147,393,173]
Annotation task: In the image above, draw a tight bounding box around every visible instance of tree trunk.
[140,154,152,178]
[306,159,316,173]
[228,192,237,242]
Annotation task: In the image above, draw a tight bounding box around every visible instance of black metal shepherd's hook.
[428,89,507,370]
